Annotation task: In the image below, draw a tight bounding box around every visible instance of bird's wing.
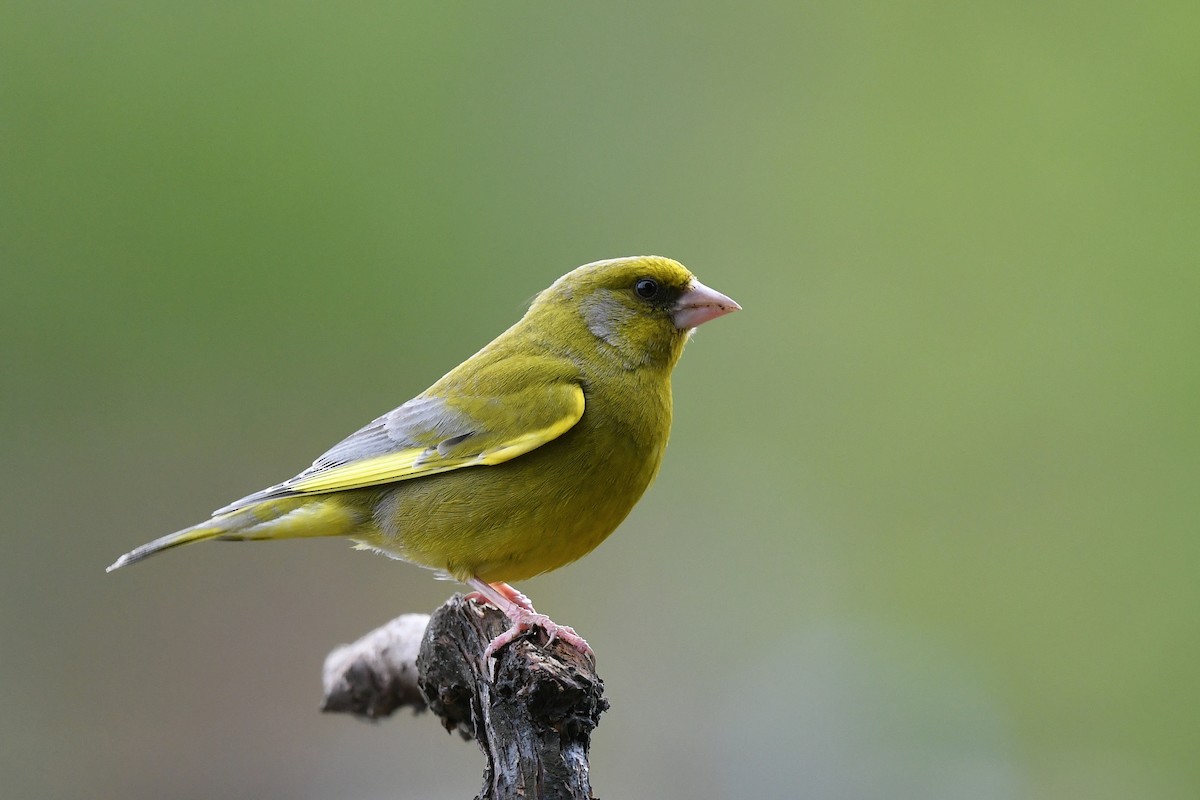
[214,378,585,514]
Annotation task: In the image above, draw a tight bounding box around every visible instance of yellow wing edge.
[285,384,585,495]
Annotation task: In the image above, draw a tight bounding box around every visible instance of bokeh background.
[3,3,1197,799]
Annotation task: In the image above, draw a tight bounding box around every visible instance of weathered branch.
[321,595,608,800]
[321,612,431,719]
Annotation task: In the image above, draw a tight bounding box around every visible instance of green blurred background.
[3,2,1197,798]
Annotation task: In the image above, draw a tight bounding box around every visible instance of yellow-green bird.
[108,256,739,657]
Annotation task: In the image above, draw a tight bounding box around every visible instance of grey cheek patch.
[579,289,634,349]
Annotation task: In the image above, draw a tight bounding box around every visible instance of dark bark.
[321,595,607,800]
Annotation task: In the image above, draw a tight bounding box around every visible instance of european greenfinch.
[108,256,740,657]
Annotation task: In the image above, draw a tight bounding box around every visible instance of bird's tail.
[106,496,360,572]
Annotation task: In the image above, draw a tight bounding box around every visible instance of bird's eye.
[635,278,660,299]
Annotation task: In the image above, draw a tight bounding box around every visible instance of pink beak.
[672,279,741,330]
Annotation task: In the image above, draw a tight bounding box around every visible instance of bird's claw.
[483,612,593,661]
[464,579,592,664]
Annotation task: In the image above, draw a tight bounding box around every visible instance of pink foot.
[483,612,593,660]
[465,578,593,659]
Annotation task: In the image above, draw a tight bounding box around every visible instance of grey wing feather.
[213,395,473,514]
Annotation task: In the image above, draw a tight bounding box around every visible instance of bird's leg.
[464,581,536,612]
[465,577,593,660]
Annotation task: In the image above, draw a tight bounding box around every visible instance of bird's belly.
[361,434,659,583]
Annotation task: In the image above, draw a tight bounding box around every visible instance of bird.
[107,256,740,659]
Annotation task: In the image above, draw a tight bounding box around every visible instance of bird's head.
[533,256,740,369]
